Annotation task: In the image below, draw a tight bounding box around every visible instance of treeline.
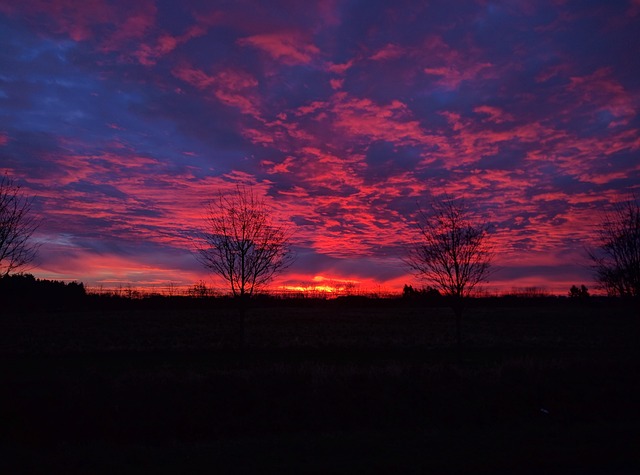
[1,274,86,312]
[1,273,624,315]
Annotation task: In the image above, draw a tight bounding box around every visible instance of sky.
[1,0,639,295]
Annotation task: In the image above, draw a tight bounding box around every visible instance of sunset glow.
[1,1,639,295]
[279,275,368,296]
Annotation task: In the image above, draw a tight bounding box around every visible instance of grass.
[1,300,639,473]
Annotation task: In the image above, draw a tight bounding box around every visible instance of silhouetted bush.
[402,284,442,300]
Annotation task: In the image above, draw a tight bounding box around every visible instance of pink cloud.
[568,67,638,123]
[329,93,431,144]
[316,0,342,27]
[535,63,571,83]
[262,156,297,174]
[242,127,276,145]
[473,105,515,124]
[293,101,326,116]
[133,25,207,66]
[171,64,261,116]
[2,0,157,54]
[370,43,405,61]
[99,2,156,52]
[329,78,344,90]
[245,113,319,147]
[524,127,640,183]
[421,35,495,89]
[327,60,355,74]
[254,145,424,261]
[437,111,565,168]
[238,32,320,65]
[1,0,118,41]
[424,63,493,89]
[38,247,203,289]
[172,64,216,89]
[262,146,364,197]
[578,170,637,185]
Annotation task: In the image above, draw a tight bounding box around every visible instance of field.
[1,298,639,473]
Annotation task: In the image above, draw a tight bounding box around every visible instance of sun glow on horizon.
[279,275,364,295]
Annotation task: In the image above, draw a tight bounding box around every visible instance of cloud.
[172,64,261,116]
[3,0,117,41]
[328,93,432,144]
[1,0,156,48]
[98,2,157,52]
[567,67,638,125]
[424,63,493,89]
[421,35,496,89]
[238,32,320,65]
[133,25,207,66]
[327,59,355,75]
[473,106,515,124]
[370,43,405,61]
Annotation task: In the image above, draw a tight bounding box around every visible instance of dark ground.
[1,298,639,473]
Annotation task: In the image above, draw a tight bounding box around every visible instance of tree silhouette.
[406,197,493,345]
[568,284,590,299]
[195,185,294,298]
[589,196,640,299]
[0,174,40,277]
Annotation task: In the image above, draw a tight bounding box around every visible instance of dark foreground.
[1,299,639,474]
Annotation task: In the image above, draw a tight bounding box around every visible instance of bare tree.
[0,174,40,277]
[195,185,294,298]
[589,196,640,299]
[406,197,493,345]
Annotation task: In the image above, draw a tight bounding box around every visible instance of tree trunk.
[452,298,464,347]
[234,296,247,347]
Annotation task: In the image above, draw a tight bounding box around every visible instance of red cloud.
[134,25,207,66]
[535,63,571,83]
[435,111,564,168]
[421,35,495,89]
[172,65,216,89]
[327,60,355,74]
[172,64,261,116]
[2,0,157,52]
[99,2,156,52]
[568,67,638,124]
[473,106,515,124]
[329,93,431,144]
[1,0,118,41]
[425,63,493,89]
[370,44,405,61]
[39,248,203,290]
[238,32,320,65]
[329,78,344,90]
